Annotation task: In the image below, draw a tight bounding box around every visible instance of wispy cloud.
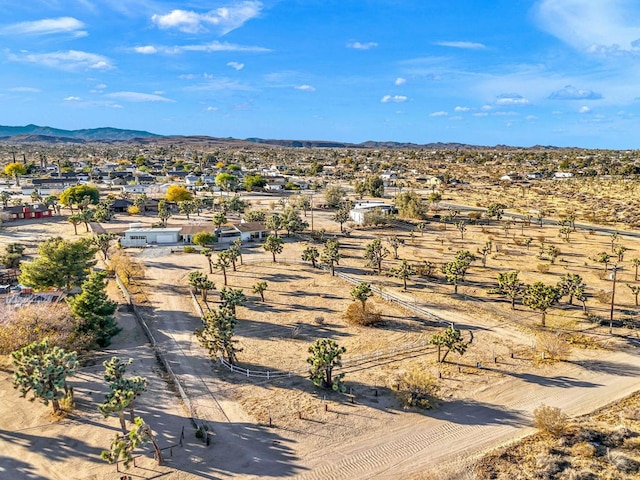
[151,1,263,35]
[1,17,87,37]
[579,105,591,113]
[295,84,315,92]
[9,86,41,93]
[549,85,603,100]
[227,61,245,70]
[132,41,269,54]
[105,91,174,102]
[534,0,640,56]
[434,41,486,49]
[381,95,408,103]
[185,77,255,92]
[347,41,378,50]
[454,106,472,112]
[429,111,448,117]
[394,77,406,86]
[495,93,529,105]
[64,96,81,101]
[7,50,114,70]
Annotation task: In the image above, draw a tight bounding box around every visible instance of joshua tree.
[302,246,319,268]
[252,281,268,302]
[522,282,562,327]
[493,271,526,309]
[350,282,373,310]
[393,259,416,291]
[99,357,148,433]
[263,235,284,263]
[429,326,467,363]
[307,338,346,391]
[364,238,389,275]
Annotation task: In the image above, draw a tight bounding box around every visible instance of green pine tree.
[67,271,120,347]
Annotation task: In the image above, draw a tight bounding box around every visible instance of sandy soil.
[2,198,640,479]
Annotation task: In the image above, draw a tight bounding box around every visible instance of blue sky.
[2,1,640,148]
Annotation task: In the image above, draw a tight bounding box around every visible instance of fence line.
[114,273,195,421]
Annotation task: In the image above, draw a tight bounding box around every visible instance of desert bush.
[560,469,598,480]
[594,290,612,304]
[0,303,93,354]
[606,426,633,447]
[534,453,565,479]
[313,316,325,325]
[534,405,568,437]
[608,450,640,474]
[622,407,640,421]
[622,436,640,449]
[345,302,381,326]
[183,246,196,253]
[537,263,550,273]
[571,441,597,458]
[537,332,571,361]
[394,366,440,409]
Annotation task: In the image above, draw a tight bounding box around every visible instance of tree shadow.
[236,318,351,341]
[483,366,603,389]
[568,359,640,377]
[0,456,49,480]
[433,399,526,427]
[0,429,105,464]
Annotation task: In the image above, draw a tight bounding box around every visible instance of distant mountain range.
[0,124,566,150]
[0,124,159,142]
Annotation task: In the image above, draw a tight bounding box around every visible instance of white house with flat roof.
[121,227,182,247]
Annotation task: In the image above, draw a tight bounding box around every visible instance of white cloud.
[454,106,471,112]
[534,0,640,55]
[295,84,316,92]
[137,41,269,54]
[7,50,114,70]
[481,105,493,111]
[381,95,408,103]
[151,1,263,35]
[64,96,81,101]
[206,106,218,111]
[549,85,602,100]
[429,111,448,117]
[394,77,406,86]
[9,86,41,93]
[526,115,538,121]
[347,41,378,50]
[495,93,529,105]
[105,91,174,102]
[434,41,486,49]
[473,112,489,117]
[1,17,87,37]
[134,45,158,54]
[579,105,591,113]
[227,61,245,70]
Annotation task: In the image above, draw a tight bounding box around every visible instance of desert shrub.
[571,442,597,458]
[623,436,640,449]
[537,332,571,361]
[345,302,381,326]
[313,316,325,325]
[534,405,568,437]
[183,246,196,253]
[594,290,612,304]
[622,407,640,421]
[606,426,633,447]
[537,263,550,273]
[608,451,640,474]
[560,469,598,480]
[394,366,440,409]
[534,453,565,479]
[0,303,93,354]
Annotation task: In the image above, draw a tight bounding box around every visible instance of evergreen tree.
[19,237,98,292]
[67,271,119,347]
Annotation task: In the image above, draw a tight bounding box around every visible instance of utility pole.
[610,265,618,334]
